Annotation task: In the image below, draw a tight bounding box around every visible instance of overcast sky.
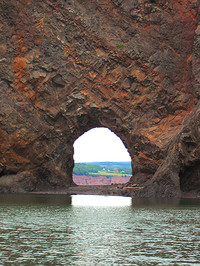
[73,127,131,163]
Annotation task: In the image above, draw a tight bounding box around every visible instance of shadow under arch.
[72,127,132,186]
[179,160,200,194]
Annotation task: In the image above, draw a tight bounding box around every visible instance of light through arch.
[73,127,131,185]
[73,127,131,162]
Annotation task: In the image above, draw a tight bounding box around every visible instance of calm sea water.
[0,194,200,265]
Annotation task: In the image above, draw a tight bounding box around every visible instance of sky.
[73,127,131,163]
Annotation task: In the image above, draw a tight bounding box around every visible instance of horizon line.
[74,161,131,163]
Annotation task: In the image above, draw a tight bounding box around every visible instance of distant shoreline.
[73,174,131,186]
[30,185,200,199]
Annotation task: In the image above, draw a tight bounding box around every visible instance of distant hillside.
[87,161,131,169]
[73,162,132,177]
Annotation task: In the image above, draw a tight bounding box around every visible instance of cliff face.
[0,0,200,196]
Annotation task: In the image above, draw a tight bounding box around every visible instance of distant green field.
[90,171,131,177]
[73,162,132,177]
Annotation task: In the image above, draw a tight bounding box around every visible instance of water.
[0,194,200,265]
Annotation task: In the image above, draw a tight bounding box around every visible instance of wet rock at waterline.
[0,0,200,197]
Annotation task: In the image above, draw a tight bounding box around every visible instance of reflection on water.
[72,195,132,207]
[0,193,72,206]
[0,194,200,265]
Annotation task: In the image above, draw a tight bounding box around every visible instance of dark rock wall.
[0,0,200,195]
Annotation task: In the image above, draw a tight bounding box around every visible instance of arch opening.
[73,127,132,186]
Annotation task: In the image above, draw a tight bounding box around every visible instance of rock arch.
[0,0,200,196]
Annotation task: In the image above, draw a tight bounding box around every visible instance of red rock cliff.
[0,0,200,196]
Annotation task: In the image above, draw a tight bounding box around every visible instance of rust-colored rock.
[0,0,200,196]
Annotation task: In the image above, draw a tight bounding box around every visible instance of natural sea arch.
[0,0,199,197]
[72,127,132,185]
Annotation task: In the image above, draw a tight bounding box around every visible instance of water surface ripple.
[0,194,200,265]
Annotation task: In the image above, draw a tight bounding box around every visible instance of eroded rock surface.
[0,0,200,196]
